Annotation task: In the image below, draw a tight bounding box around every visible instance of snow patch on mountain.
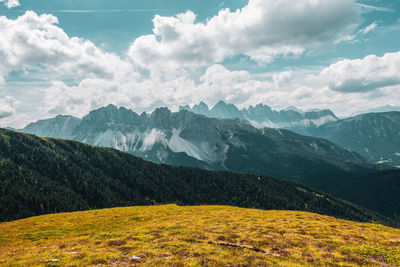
[247,115,336,130]
[308,116,337,127]
[140,129,167,152]
[168,128,209,162]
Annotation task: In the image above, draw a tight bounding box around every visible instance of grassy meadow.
[1,204,400,266]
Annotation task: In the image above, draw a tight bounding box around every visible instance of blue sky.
[0,0,399,127]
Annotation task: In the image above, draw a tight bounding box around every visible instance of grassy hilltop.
[1,205,400,266]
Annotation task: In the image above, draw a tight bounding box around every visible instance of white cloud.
[42,64,271,118]
[0,11,132,83]
[320,51,400,92]
[0,0,20,9]
[273,71,293,88]
[0,96,16,119]
[198,64,271,105]
[355,3,394,13]
[128,0,361,73]
[359,22,378,35]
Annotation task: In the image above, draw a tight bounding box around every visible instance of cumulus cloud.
[273,71,293,88]
[44,76,198,117]
[320,51,400,92]
[0,96,16,119]
[197,64,271,105]
[0,0,20,9]
[128,0,361,73]
[0,11,132,83]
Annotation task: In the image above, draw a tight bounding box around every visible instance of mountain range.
[24,102,400,167]
[21,104,379,179]
[180,101,338,135]
[18,104,400,219]
[1,128,390,225]
[182,101,400,167]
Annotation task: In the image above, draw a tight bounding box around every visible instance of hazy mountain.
[311,112,400,167]
[181,102,400,167]
[23,115,81,139]
[20,104,378,181]
[1,128,391,224]
[181,101,245,120]
[352,105,400,116]
[180,101,338,134]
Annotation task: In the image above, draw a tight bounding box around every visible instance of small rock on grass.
[130,256,141,262]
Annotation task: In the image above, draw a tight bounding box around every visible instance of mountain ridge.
[311,111,400,166]
[0,128,390,225]
[20,104,375,179]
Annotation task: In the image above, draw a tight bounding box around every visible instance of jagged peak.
[151,107,172,117]
[212,100,236,109]
[198,101,209,107]
[193,101,210,111]
[281,106,303,113]
[179,105,191,112]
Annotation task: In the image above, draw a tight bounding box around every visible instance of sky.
[0,0,399,128]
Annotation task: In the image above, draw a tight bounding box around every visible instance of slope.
[1,205,400,266]
[312,112,400,166]
[0,129,389,225]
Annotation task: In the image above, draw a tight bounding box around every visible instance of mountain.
[2,205,400,266]
[0,128,389,225]
[20,104,377,181]
[311,112,400,166]
[23,115,81,139]
[353,105,400,115]
[180,101,338,134]
[182,102,400,167]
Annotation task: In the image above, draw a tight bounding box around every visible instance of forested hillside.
[0,129,390,225]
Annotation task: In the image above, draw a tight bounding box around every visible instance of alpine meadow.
[1,0,400,266]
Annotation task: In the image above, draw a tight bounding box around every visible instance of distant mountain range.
[2,128,391,224]
[21,104,379,181]
[180,101,338,135]
[181,101,400,167]
[22,101,400,168]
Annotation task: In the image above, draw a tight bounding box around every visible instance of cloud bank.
[0,11,131,84]
[128,0,360,74]
[320,51,400,92]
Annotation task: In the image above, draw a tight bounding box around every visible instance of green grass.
[1,205,400,266]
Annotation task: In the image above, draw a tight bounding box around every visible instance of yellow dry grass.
[1,204,400,266]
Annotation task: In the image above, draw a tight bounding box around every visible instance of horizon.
[14,100,400,129]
